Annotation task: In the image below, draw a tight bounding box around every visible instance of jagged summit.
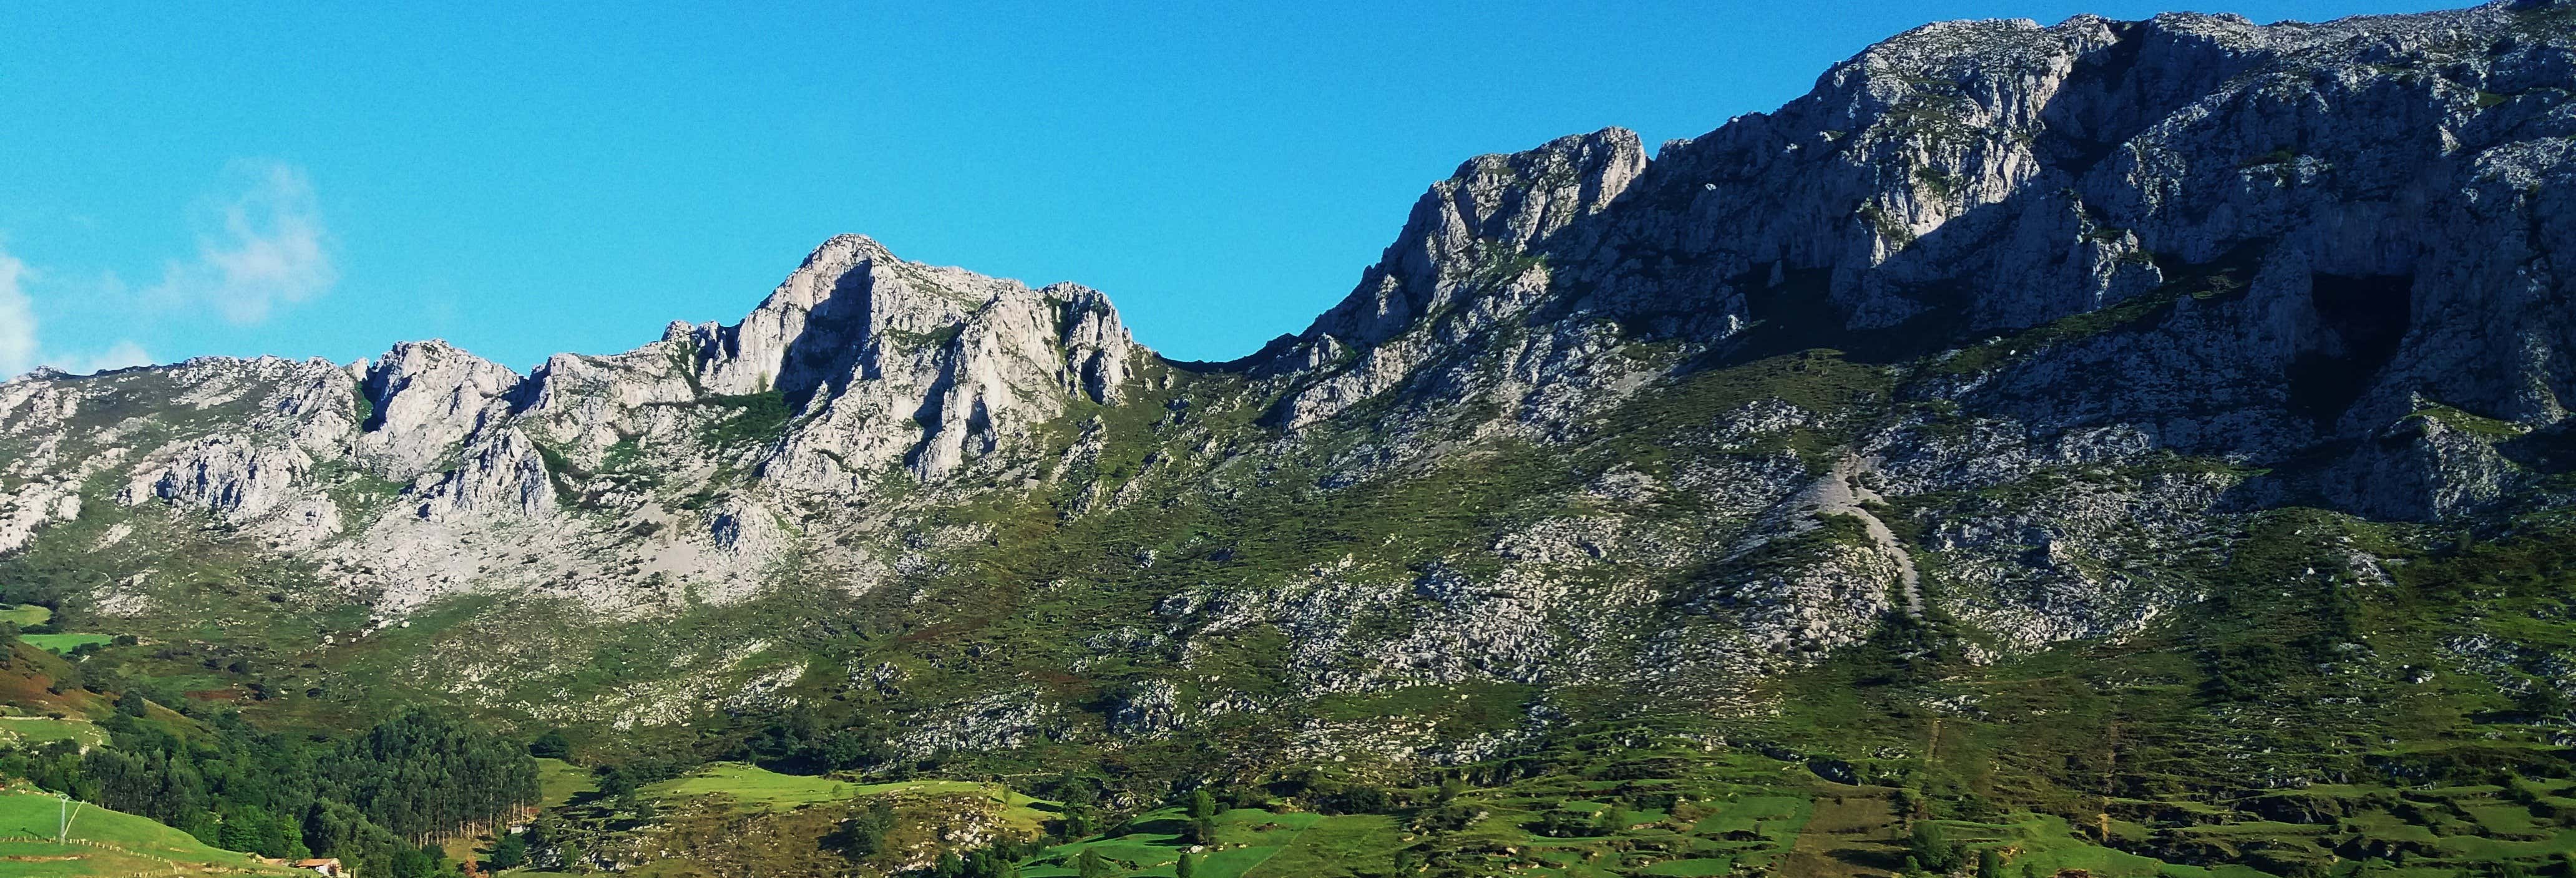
[1294,127,1646,354]
[0,231,1151,612]
[1240,0,2576,519]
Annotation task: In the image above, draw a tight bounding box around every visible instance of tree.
[182,810,221,847]
[326,710,540,842]
[1060,803,1095,838]
[219,809,262,853]
[1909,822,1965,873]
[489,833,529,870]
[597,765,638,799]
[1076,847,1110,878]
[388,844,446,878]
[1176,851,1197,877]
[1978,847,2004,878]
[1337,785,1390,815]
[1593,804,1629,834]
[825,801,894,860]
[115,690,148,718]
[529,729,572,760]
[1437,776,1466,803]
[1181,787,1220,844]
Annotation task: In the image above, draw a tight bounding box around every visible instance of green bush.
[700,390,793,446]
[1908,822,1964,873]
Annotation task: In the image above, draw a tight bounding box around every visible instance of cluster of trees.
[515,816,593,872]
[1905,821,1964,874]
[822,800,895,859]
[1528,802,1628,838]
[1181,788,1219,844]
[734,706,897,774]
[0,706,537,878]
[328,710,542,841]
[924,837,1044,878]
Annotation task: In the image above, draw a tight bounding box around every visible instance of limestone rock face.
[418,427,557,520]
[0,480,83,555]
[516,346,701,454]
[357,340,520,478]
[0,228,1153,632]
[683,236,1141,490]
[120,436,313,521]
[1266,128,1646,428]
[1303,128,1646,352]
[1262,1,2576,517]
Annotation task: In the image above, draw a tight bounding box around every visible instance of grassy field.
[644,761,1050,820]
[17,634,110,654]
[0,604,48,627]
[0,788,303,876]
[1017,740,1832,878]
[1025,807,1330,878]
[536,757,596,807]
[0,716,105,749]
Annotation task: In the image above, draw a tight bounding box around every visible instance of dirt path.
[1797,455,1923,619]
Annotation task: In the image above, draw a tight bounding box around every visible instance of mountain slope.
[7,2,2576,876]
[0,786,306,877]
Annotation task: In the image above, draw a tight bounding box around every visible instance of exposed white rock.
[418,427,556,520]
[120,436,313,521]
[356,339,520,478]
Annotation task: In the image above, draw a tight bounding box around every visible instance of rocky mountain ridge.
[2,0,2575,756]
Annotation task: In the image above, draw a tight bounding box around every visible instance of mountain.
[9,2,2576,876]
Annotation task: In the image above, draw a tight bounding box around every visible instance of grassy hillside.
[646,762,1050,821]
[0,717,105,750]
[17,635,110,654]
[0,787,301,876]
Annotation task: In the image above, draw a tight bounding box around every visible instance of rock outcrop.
[1252,2,2576,512]
[358,340,519,478]
[120,436,312,521]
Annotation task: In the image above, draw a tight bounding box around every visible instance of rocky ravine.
[4,0,2576,748]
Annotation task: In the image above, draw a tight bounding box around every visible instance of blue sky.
[0,1,2452,376]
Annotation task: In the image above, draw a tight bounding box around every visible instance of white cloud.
[145,161,336,324]
[66,340,153,374]
[0,249,34,377]
[0,245,153,383]
[0,163,316,381]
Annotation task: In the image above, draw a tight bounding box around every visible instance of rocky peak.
[637,235,1151,490]
[1291,127,1646,358]
[1257,129,1645,428]
[1252,0,2576,467]
[686,233,1025,402]
[356,339,521,479]
[1039,281,1135,406]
